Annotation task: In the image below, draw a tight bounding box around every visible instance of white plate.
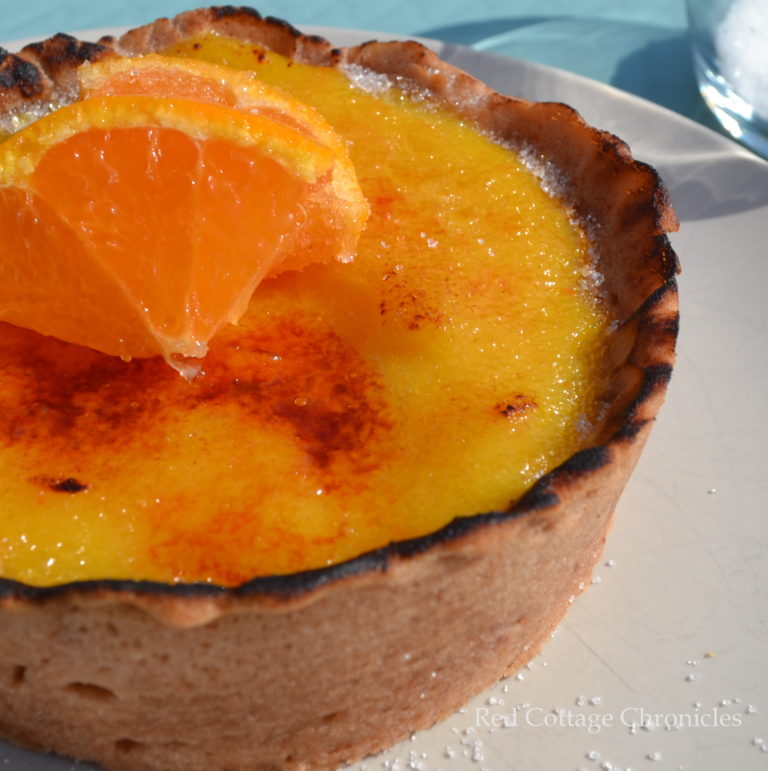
[2,26,768,771]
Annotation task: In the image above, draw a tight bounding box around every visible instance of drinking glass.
[686,0,768,158]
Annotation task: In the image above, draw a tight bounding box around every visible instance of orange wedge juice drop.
[0,57,368,376]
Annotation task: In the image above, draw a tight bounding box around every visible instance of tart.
[0,7,679,771]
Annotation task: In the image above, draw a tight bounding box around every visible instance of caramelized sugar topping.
[0,35,610,586]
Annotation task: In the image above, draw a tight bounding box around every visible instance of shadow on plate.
[611,33,720,130]
[421,17,711,124]
[418,16,552,47]
[659,151,768,222]
[1,738,105,770]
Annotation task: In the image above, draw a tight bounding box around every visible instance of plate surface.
[2,25,768,771]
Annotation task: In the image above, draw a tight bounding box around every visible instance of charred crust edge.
[0,52,44,98]
[211,5,263,21]
[0,33,113,116]
[0,8,680,607]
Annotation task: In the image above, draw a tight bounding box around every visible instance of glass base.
[692,51,768,159]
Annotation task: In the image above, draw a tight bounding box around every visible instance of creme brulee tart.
[0,7,679,771]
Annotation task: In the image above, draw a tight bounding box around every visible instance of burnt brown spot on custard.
[196,317,392,472]
[29,476,89,493]
[0,311,390,477]
[51,477,88,493]
[370,192,401,214]
[379,277,445,331]
[497,395,536,418]
[0,323,172,448]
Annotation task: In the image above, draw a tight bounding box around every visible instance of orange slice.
[0,61,368,377]
[79,54,345,152]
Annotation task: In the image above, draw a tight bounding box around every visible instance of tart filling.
[1,34,609,587]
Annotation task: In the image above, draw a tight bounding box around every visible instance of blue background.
[1,0,718,132]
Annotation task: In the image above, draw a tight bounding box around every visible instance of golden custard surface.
[0,36,608,587]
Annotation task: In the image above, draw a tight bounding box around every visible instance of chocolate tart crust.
[0,8,679,771]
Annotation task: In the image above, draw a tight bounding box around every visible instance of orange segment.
[0,81,368,375]
[0,185,160,358]
[77,55,369,272]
